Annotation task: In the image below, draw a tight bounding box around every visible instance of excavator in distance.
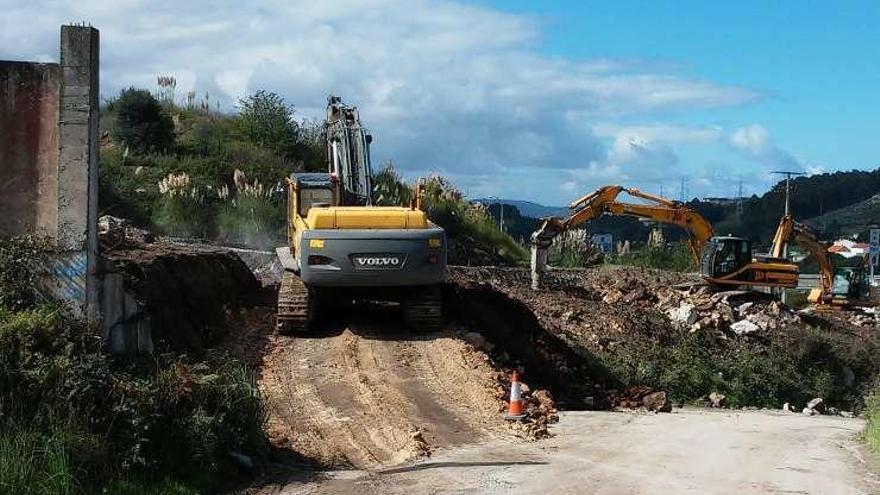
[530,185,799,291]
[530,185,875,307]
[769,215,872,307]
[275,96,447,333]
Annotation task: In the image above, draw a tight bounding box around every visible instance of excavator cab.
[699,236,752,279]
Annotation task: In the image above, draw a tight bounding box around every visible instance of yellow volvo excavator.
[275,96,447,333]
[530,185,799,290]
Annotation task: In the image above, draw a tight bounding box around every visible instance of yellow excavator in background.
[769,215,872,307]
[275,96,447,333]
[530,185,799,290]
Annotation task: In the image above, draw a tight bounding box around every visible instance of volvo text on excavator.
[275,96,447,333]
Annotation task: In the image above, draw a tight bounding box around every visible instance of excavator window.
[705,237,751,278]
[299,187,334,217]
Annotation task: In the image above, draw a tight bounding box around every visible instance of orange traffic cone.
[504,371,526,420]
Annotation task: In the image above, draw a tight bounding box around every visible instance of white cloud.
[1,0,768,202]
[729,124,803,171]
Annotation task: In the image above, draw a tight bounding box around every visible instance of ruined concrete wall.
[0,62,61,237]
[57,26,100,318]
[0,26,100,319]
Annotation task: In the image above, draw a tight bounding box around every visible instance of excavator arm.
[769,215,834,301]
[530,185,714,288]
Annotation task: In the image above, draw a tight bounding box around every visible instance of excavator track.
[277,271,314,333]
[404,284,443,332]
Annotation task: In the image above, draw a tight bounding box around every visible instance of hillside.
[476,199,568,219]
[808,194,880,237]
[709,168,880,242]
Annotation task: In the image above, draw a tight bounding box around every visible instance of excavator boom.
[530,185,714,288]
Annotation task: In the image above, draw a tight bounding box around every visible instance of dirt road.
[259,315,515,469]
[266,409,878,495]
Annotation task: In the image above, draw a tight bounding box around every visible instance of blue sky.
[2,0,877,204]
[482,0,880,172]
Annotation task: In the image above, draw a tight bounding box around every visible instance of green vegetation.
[598,318,880,409]
[100,84,521,260]
[372,164,528,264]
[615,242,696,272]
[865,390,880,452]
[108,88,176,154]
[547,230,603,268]
[0,236,267,494]
[100,87,320,247]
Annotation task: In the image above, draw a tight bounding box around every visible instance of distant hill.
[808,194,880,238]
[701,168,880,243]
[479,168,880,246]
[474,199,568,219]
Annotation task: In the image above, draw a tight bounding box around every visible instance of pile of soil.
[447,235,513,266]
[104,241,265,351]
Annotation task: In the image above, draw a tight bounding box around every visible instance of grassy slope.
[808,194,880,237]
[866,391,880,452]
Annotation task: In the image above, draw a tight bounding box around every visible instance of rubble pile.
[98,215,156,249]
[503,380,560,439]
[608,386,672,413]
[654,286,801,336]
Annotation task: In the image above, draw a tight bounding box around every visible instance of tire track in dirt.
[260,324,512,470]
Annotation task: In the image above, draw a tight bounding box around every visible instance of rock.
[603,290,624,304]
[782,402,794,412]
[805,397,825,414]
[840,411,855,418]
[642,391,672,413]
[98,215,156,248]
[736,302,754,315]
[730,319,760,336]
[668,302,698,325]
[622,287,647,304]
[462,332,493,351]
[708,392,727,408]
[802,407,817,416]
[533,389,556,411]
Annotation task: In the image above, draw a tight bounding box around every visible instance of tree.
[236,91,298,151]
[109,88,175,153]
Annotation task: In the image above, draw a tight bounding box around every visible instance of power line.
[771,171,806,216]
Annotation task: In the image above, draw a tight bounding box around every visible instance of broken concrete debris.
[708,392,727,408]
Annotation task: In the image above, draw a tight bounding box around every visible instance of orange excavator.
[768,215,872,306]
[530,185,799,290]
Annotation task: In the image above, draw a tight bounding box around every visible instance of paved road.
[273,409,879,495]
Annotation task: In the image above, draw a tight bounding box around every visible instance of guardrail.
[797,273,880,289]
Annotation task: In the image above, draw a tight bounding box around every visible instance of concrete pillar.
[57,25,99,318]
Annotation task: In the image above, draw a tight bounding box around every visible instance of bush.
[108,89,175,154]
[0,237,268,493]
[548,230,603,268]
[215,171,285,249]
[153,173,213,238]
[616,242,695,272]
[0,236,48,310]
[236,91,298,154]
[597,321,880,409]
